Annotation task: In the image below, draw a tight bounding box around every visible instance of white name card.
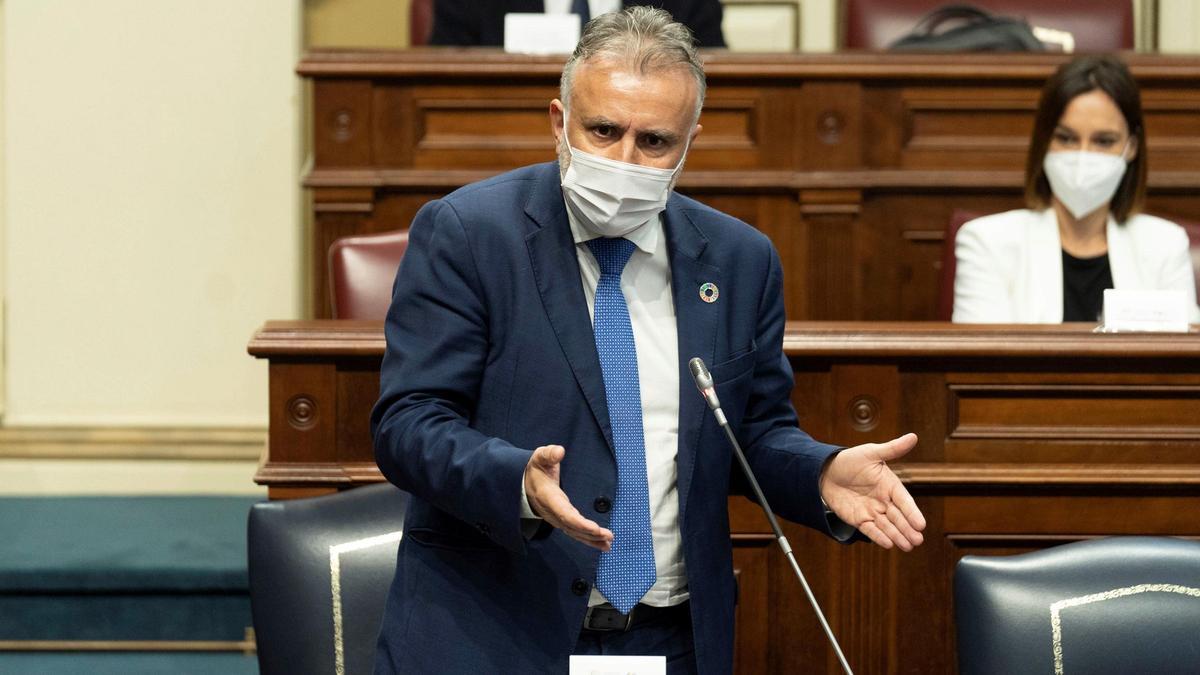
[569,654,666,675]
[504,13,581,54]
[1101,289,1191,333]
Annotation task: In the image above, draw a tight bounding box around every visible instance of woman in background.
[952,55,1200,323]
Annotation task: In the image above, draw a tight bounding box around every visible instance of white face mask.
[1042,147,1129,219]
[558,112,688,237]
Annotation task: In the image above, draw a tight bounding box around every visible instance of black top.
[430,0,726,48]
[1061,249,1113,322]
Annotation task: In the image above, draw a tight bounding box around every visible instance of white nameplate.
[569,654,666,675]
[1101,289,1190,333]
[504,13,581,54]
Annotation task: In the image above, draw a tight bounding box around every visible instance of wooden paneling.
[313,80,374,167]
[731,538,771,673]
[897,86,1038,167]
[948,383,1200,440]
[300,51,1200,319]
[249,321,1200,673]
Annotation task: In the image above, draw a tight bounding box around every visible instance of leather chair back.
[411,0,434,46]
[841,0,1135,51]
[328,229,409,320]
[955,536,1200,674]
[248,484,409,675]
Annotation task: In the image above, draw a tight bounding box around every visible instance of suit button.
[593,497,611,513]
[475,522,490,534]
[571,579,589,596]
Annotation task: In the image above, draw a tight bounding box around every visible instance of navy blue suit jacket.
[371,162,841,673]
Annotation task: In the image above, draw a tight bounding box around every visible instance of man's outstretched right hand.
[524,444,614,552]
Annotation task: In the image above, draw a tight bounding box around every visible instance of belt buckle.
[618,607,634,631]
[585,604,635,632]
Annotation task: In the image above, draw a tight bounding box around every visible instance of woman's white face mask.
[558,112,689,237]
[1042,141,1131,220]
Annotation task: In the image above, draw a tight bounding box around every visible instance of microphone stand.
[690,358,853,675]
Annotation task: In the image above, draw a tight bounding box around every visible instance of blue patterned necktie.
[571,0,590,23]
[587,237,656,614]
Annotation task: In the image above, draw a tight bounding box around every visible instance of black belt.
[582,601,689,632]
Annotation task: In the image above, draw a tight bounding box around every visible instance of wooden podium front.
[299,50,1200,321]
[249,321,1200,673]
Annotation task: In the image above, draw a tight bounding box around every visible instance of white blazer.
[953,208,1200,323]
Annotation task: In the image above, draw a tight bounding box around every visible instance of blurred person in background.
[430,0,726,48]
[953,55,1200,324]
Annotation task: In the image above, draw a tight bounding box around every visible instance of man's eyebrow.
[640,128,681,144]
[578,116,682,143]
[579,115,625,130]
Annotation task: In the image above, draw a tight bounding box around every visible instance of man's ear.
[690,123,703,144]
[550,99,566,144]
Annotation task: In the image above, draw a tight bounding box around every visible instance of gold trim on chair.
[329,531,404,675]
[1050,583,1200,674]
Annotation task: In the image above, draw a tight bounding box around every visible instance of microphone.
[688,357,854,675]
[688,357,725,425]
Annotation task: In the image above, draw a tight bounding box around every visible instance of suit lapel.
[525,164,614,450]
[664,200,720,520]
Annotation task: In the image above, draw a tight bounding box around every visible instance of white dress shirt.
[520,208,688,609]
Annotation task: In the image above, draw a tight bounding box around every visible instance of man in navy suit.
[371,7,924,673]
[430,0,726,48]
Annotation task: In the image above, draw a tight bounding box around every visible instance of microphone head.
[688,357,713,390]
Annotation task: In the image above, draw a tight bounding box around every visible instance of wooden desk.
[249,321,1200,673]
[300,50,1200,320]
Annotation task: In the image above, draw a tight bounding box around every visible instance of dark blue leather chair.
[248,483,408,675]
[955,536,1200,674]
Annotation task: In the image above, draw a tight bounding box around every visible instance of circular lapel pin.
[699,282,719,303]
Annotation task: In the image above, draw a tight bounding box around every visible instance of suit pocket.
[405,508,499,552]
[709,346,758,431]
[407,526,498,552]
[709,345,757,385]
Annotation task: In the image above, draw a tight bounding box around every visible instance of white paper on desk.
[1101,288,1190,332]
[504,13,581,54]
[569,654,666,675]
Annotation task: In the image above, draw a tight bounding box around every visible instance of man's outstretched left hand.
[819,432,926,551]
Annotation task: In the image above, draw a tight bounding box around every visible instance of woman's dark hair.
[1024,55,1147,223]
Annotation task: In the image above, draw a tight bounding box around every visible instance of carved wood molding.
[297,51,1200,82]
[0,426,264,461]
[249,321,1200,359]
[948,383,1200,441]
[253,460,383,486]
[895,463,1200,487]
[304,167,1199,192]
[946,533,1200,550]
[247,321,385,357]
[781,322,1200,357]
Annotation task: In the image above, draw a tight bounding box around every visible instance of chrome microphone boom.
[687,357,853,675]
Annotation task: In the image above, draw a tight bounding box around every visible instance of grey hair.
[560,6,706,124]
